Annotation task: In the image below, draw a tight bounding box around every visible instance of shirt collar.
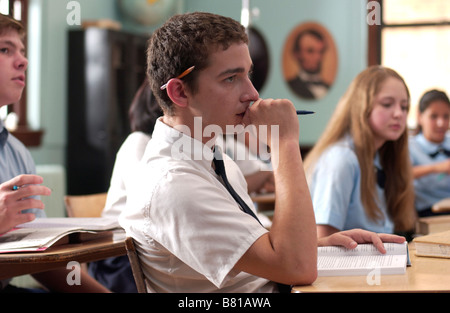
[344,134,383,169]
[152,118,216,166]
[416,132,446,153]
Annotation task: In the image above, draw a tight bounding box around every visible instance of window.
[369,0,450,129]
[1,0,41,146]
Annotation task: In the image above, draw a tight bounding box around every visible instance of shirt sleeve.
[145,165,268,288]
[309,145,359,231]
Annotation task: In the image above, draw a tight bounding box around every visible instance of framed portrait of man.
[282,22,338,101]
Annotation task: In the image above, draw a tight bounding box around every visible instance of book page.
[318,242,407,256]
[318,254,407,276]
[0,217,121,253]
[17,217,120,231]
[0,227,75,252]
[317,255,406,270]
[317,242,408,276]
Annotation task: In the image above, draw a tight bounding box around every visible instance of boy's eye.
[225,75,236,82]
[0,48,9,54]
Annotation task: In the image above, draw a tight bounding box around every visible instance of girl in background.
[409,89,450,217]
[304,66,416,238]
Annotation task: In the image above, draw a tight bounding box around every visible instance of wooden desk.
[292,244,450,293]
[251,192,275,212]
[0,235,126,280]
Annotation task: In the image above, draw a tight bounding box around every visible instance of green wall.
[28,0,120,164]
[28,0,368,166]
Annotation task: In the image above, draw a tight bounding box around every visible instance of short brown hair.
[147,12,248,115]
[0,14,25,39]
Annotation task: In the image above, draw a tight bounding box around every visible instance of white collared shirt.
[119,119,273,293]
[102,131,151,219]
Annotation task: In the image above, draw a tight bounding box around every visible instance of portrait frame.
[282,21,338,101]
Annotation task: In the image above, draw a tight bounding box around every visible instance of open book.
[317,242,409,276]
[0,217,121,253]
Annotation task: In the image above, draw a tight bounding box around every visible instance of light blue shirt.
[409,133,450,212]
[0,120,43,216]
[0,120,45,289]
[308,136,393,234]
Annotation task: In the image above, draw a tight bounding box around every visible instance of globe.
[118,0,177,26]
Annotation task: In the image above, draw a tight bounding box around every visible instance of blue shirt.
[0,120,43,217]
[308,136,393,234]
[409,133,450,212]
[0,120,44,289]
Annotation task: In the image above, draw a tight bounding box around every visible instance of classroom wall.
[28,0,120,165]
[28,0,369,166]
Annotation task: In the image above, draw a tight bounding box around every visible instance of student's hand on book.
[318,229,406,254]
[0,175,52,235]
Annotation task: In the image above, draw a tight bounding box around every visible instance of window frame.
[368,0,450,65]
[368,0,450,129]
[9,0,28,126]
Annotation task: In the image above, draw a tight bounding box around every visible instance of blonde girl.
[304,66,416,237]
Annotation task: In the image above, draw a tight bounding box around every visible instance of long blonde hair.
[304,66,416,232]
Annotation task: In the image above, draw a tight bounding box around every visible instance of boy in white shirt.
[119,12,406,293]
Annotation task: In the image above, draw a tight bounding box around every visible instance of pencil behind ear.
[166,79,188,108]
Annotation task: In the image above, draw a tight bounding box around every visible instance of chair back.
[64,193,107,217]
[125,237,147,293]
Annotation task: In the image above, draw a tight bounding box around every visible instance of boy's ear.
[166,79,188,108]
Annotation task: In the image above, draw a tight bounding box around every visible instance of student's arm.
[236,98,318,286]
[412,159,450,178]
